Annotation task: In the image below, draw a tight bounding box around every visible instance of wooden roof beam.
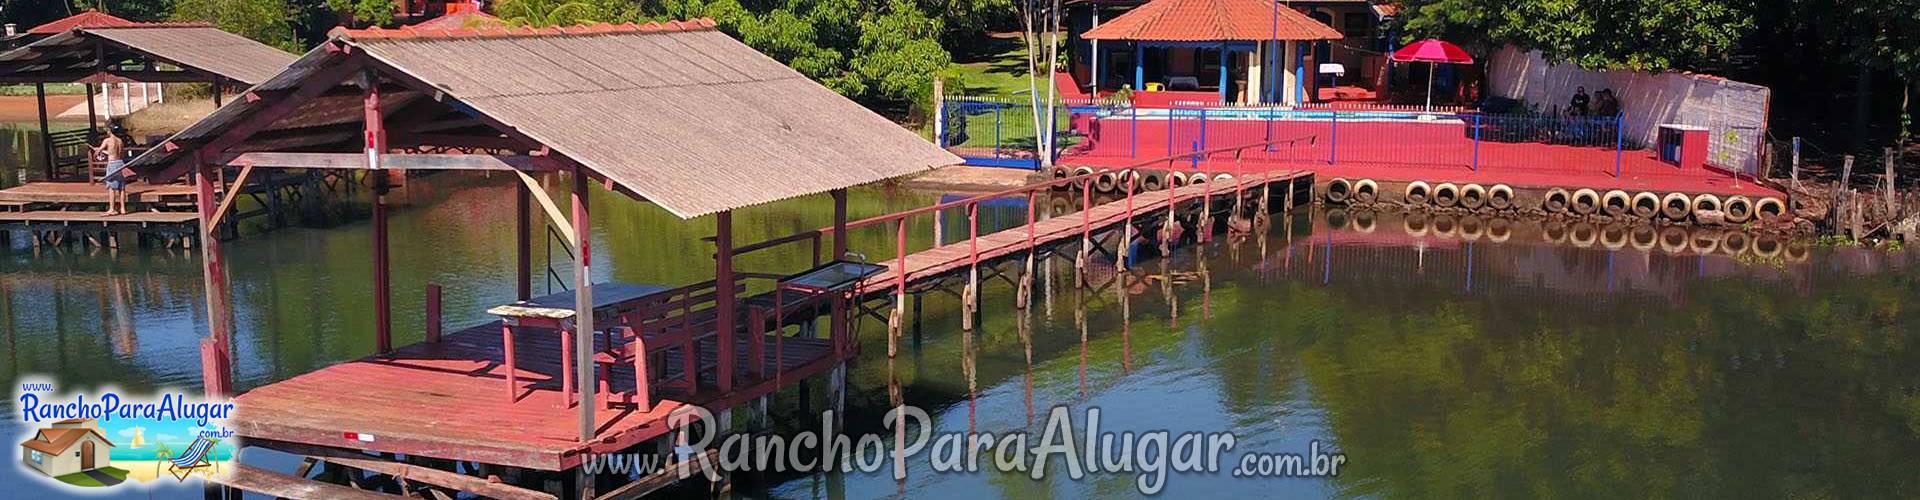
[144,51,367,182]
[222,152,565,171]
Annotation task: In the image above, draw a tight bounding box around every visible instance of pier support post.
[572,166,598,440]
[35,83,53,179]
[715,211,736,394]
[516,183,531,300]
[366,72,393,354]
[194,161,233,399]
[831,189,847,346]
[828,362,847,435]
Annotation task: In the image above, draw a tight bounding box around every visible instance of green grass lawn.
[54,466,128,487]
[937,31,1088,154]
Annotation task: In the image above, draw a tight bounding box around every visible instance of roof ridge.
[84,22,219,30]
[334,17,718,41]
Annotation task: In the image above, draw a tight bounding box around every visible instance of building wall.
[1486,45,1772,174]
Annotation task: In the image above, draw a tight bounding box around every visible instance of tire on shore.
[1352,210,1377,233]
[1722,195,1753,224]
[1050,166,1071,189]
[1570,188,1601,215]
[1692,194,1722,217]
[1631,192,1661,219]
[1459,184,1488,210]
[1405,181,1432,205]
[1072,166,1096,190]
[1660,193,1692,220]
[1433,183,1461,208]
[1095,169,1118,193]
[1601,190,1631,216]
[1543,188,1572,213]
[1129,170,1155,192]
[1488,184,1515,210]
[1353,179,1379,204]
[1755,197,1786,219]
[1752,234,1783,259]
[1169,171,1189,188]
[1543,220,1569,243]
[1325,178,1353,204]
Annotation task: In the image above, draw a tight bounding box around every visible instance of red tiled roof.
[27,9,138,34]
[335,17,718,40]
[1082,0,1342,41]
[405,10,508,31]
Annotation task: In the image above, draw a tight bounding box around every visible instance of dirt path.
[0,94,89,123]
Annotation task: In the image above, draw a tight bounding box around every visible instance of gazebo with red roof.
[1080,0,1340,105]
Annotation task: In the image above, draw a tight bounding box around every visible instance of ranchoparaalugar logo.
[14,376,239,490]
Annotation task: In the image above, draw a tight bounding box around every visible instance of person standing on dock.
[93,124,131,216]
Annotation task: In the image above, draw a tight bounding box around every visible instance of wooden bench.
[594,280,743,412]
[46,129,95,181]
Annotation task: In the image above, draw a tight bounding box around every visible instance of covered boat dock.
[128,18,958,499]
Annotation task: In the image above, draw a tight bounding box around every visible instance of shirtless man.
[92,125,131,216]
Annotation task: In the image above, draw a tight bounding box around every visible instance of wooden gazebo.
[126,18,956,494]
[0,19,296,179]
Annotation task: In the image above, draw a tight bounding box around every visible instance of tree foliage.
[1396,0,1751,71]
[324,0,399,27]
[170,0,301,51]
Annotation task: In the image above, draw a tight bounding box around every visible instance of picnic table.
[746,261,887,380]
[486,282,672,406]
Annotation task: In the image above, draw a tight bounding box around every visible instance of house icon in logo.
[20,418,117,484]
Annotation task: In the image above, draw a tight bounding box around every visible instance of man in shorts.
[93,124,130,215]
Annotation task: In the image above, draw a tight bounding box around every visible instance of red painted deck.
[233,321,843,471]
[0,181,199,204]
[1062,116,1784,198]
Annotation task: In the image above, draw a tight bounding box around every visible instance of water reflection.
[1,177,1916,498]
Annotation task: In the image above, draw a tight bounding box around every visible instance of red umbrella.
[1390,39,1474,111]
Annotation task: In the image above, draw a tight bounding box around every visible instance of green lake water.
[3,170,1918,498]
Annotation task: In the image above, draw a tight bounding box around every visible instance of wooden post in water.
[516,184,531,300]
[572,165,598,441]
[714,210,735,394]
[35,83,53,179]
[195,161,233,399]
[831,189,847,342]
[365,70,393,354]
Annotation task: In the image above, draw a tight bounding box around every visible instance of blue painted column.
[1219,42,1231,103]
[1134,43,1145,91]
[1294,41,1307,105]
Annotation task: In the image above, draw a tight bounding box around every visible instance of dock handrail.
[723,134,1318,263]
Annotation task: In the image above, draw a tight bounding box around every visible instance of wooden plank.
[209,463,407,500]
[205,164,255,228]
[597,449,721,500]
[0,210,198,223]
[224,152,562,171]
[262,441,557,500]
[515,170,576,246]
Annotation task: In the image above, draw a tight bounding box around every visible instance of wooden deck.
[0,209,198,228]
[859,170,1311,292]
[232,321,843,471]
[0,181,198,204]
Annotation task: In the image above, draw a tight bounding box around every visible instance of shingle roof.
[131,19,959,219]
[0,24,297,85]
[1081,0,1343,42]
[26,10,137,35]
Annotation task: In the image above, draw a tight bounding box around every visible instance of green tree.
[171,0,301,51]
[324,0,398,27]
[1395,0,1751,71]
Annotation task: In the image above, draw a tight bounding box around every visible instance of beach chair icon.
[165,437,219,481]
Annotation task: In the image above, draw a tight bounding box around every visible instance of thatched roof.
[130,19,958,219]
